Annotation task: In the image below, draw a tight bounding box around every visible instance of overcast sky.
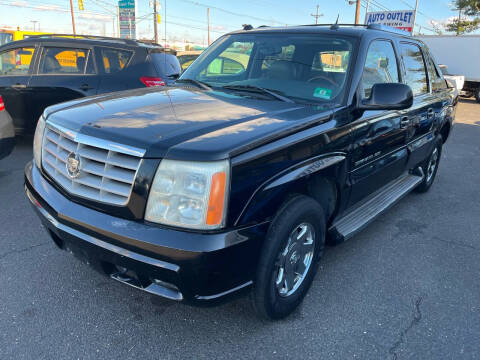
[0,0,472,46]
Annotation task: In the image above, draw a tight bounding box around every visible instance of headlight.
[145,159,230,230]
[33,115,46,169]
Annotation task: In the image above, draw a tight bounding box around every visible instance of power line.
[176,0,291,25]
[0,0,113,20]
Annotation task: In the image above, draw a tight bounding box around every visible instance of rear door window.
[0,47,35,75]
[39,47,95,74]
[100,48,133,74]
[426,52,447,91]
[400,43,428,96]
[151,53,182,77]
[361,40,400,98]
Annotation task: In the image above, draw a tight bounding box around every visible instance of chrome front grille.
[41,124,144,206]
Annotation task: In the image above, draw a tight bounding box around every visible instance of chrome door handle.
[79,83,94,91]
[11,84,26,89]
[427,108,435,119]
[400,116,410,129]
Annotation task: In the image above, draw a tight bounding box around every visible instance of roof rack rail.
[25,34,165,46]
[301,23,411,36]
[303,23,368,28]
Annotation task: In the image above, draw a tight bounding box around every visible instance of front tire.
[252,195,326,320]
[415,136,442,193]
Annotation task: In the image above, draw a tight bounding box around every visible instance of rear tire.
[252,195,326,320]
[475,88,480,103]
[415,136,442,193]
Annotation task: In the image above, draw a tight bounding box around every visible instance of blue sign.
[118,0,136,39]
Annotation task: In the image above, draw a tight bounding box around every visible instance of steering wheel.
[307,75,338,87]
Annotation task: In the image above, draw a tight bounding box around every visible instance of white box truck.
[416,35,480,102]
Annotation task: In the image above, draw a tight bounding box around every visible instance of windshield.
[0,33,13,46]
[181,33,355,104]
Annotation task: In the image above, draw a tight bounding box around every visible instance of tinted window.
[361,40,399,98]
[100,48,133,74]
[151,53,182,77]
[182,34,355,104]
[400,43,428,96]
[178,54,200,70]
[426,53,447,91]
[0,33,13,46]
[0,47,35,75]
[39,47,94,74]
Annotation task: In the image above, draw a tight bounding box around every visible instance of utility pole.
[207,8,210,45]
[69,0,76,35]
[355,0,361,24]
[153,0,159,44]
[311,4,323,24]
[117,5,120,37]
[30,20,38,32]
[412,0,419,35]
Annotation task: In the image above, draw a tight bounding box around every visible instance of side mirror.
[359,83,413,111]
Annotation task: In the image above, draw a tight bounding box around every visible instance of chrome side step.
[330,172,424,242]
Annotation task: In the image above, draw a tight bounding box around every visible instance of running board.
[329,172,424,242]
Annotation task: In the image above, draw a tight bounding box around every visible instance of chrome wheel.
[275,223,315,297]
[426,147,439,183]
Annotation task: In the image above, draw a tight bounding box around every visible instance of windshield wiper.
[175,78,212,90]
[221,85,295,103]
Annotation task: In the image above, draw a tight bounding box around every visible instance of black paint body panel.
[24,26,457,302]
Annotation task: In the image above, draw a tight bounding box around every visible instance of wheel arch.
[234,154,348,227]
[440,120,451,143]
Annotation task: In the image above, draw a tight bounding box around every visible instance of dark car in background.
[0,95,15,159]
[176,50,203,71]
[0,35,181,135]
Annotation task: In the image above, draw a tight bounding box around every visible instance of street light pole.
[207,7,210,45]
[364,0,371,23]
[69,0,76,35]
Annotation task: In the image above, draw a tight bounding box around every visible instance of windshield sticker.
[313,88,332,99]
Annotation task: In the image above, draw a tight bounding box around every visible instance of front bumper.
[25,161,269,302]
[0,137,15,160]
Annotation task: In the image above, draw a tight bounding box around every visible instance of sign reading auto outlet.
[366,10,416,33]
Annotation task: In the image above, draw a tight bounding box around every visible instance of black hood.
[44,87,333,160]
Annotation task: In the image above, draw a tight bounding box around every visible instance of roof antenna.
[331,15,340,30]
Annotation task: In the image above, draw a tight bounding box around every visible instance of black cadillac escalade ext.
[25,24,456,320]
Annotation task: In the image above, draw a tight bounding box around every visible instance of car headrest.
[77,57,86,72]
[265,60,297,79]
[43,56,61,73]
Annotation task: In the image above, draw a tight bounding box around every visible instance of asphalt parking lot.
[1,100,479,360]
